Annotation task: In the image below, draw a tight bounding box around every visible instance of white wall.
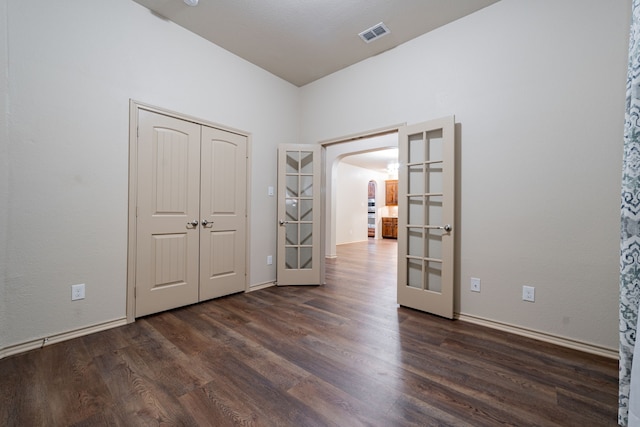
[335,162,386,245]
[302,0,630,350]
[2,0,299,351]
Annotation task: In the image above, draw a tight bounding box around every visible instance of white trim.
[130,100,250,137]
[248,281,275,291]
[456,313,618,360]
[319,123,405,146]
[0,318,127,360]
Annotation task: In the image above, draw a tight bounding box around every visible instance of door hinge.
[137,126,139,137]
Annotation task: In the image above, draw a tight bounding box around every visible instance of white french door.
[397,117,456,319]
[276,144,322,286]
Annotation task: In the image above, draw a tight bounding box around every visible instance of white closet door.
[199,126,247,300]
[135,110,201,317]
[133,108,248,318]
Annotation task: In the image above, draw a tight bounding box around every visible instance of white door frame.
[126,100,252,323]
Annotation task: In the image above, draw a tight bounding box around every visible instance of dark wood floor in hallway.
[0,239,618,426]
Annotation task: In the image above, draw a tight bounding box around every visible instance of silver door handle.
[438,224,452,232]
[279,220,288,226]
[187,220,199,228]
[202,219,213,228]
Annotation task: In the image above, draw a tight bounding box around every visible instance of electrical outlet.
[267,255,273,265]
[522,285,535,302]
[470,277,481,292]
[71,283,85,301]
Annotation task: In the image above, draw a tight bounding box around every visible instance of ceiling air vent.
[358,22,390,43]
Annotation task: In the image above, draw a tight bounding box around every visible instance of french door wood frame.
[126,100,252,323]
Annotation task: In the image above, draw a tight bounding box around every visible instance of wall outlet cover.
[523,285,535,302]
[71,283,85,301]
[470,277,481,292]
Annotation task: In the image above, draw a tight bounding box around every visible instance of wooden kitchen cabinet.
[385,180,398,206]
[382,217,398,239]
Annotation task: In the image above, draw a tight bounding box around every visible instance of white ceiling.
[341,148,398,174]
[131,0,500,87]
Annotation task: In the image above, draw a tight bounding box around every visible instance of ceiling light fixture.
[183,0,198,6]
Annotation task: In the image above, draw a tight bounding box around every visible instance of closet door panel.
[135,110,201,317]
[199,126,247,300]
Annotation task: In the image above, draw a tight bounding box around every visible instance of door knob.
[279,220,288,226]
[187,220,199,228]
[202,219,213,227]
[438,224,452,232]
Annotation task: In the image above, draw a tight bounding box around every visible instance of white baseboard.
[0,317,128,360]
[456,313,618,360]
[248,281,275,291]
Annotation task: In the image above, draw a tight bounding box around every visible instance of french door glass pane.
[286,247,298,269]
[426,261,442,292]
[300,223,313,245]
[300,247,312,269]
[300,176,313,197]
[300,199,313,221]
[408,164,424,194]
[427,229,443,260]
[427,130,443,161]
[286,175,298,197]
[286,152,299,173]
[285,223,298,245]
[300,152,313,173]
[408,197,423,225]
[407,258,422,289]
[427,195,443,227]
[427,164,443,194]
[286,199,298,221]
[408,228,423,257]
[408,133,424,163]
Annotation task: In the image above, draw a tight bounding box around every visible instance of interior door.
[199,126,247,300]
[277,144,322,286]
[135,110,201,317]
[397,116,455,319]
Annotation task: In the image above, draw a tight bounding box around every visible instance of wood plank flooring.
[0,239,618,426]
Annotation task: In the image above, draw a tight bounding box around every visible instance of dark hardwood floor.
[0,239,618,426]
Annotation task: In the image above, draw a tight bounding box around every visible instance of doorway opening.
[322,130,399,262]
